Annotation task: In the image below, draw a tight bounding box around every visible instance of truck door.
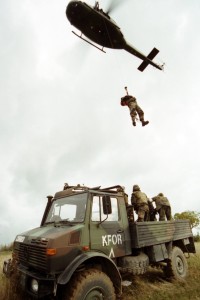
[90,195,126,258]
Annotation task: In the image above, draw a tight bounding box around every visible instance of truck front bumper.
[18,265,56,299]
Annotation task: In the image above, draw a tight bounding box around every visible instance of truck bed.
[130,220,194,249]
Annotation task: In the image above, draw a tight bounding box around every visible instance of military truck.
[3,184,195,299]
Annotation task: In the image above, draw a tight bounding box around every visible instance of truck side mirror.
[102,195,112,215]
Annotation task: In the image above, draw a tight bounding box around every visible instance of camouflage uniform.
[131,185,149,222]
[121,95,149,127]
[147,199,157,221]
[117,186,134,222]
[152,193,172,221]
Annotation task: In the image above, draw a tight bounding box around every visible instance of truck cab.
[5,185,130,298]
[3,184,196,299]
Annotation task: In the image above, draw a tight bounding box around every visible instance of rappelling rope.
[101,16,127,87]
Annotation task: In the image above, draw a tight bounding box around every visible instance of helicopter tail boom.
[138,47,161,72]
[124,43,163,71]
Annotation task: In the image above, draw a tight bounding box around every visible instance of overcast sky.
[1,0,200,245]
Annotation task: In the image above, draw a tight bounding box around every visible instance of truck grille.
[18,240,48,271]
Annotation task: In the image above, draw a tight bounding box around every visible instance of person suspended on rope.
[121,87,149,127]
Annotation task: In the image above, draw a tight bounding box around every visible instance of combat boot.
[142,120,149,126]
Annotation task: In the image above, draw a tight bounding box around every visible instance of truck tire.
[63,268,116,300]
[166,247,188,281]
[119,253,149,275]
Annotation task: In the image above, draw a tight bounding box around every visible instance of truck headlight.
[30,279,39,293]
[3,259,12,277]
[3,261,8,273]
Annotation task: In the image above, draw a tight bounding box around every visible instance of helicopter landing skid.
[72,31,106,53]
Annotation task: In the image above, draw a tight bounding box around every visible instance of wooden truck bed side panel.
[130,220,193,248]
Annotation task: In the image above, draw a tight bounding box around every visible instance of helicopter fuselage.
[66,0,127,49]
[66,0,164,71]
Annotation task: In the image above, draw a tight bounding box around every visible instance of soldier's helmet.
[158,193,164,196]
[133,185,140,191]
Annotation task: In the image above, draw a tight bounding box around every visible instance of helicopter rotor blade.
[106,0,128,14]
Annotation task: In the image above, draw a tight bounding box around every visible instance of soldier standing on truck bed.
[131,185,149,222]
[117,186,134,222]
[121,87,149,127]
[152,193,172,221]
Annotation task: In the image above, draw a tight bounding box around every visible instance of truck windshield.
[45,193,87,224]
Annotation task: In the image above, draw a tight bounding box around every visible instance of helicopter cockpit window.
[92,196,119,222]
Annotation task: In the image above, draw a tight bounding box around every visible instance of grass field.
[122,243,200,300]
[0,243,200,300]
[0,252,13,300]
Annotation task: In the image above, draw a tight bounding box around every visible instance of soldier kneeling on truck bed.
[152,192,172,221]
[131,185,149,222]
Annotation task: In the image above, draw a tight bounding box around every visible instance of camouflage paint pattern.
[130,219,195,251]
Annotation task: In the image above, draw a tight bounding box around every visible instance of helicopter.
[66,0,164,72]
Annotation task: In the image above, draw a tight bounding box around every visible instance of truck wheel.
[63,268,116,300]
[166,247,188,281]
